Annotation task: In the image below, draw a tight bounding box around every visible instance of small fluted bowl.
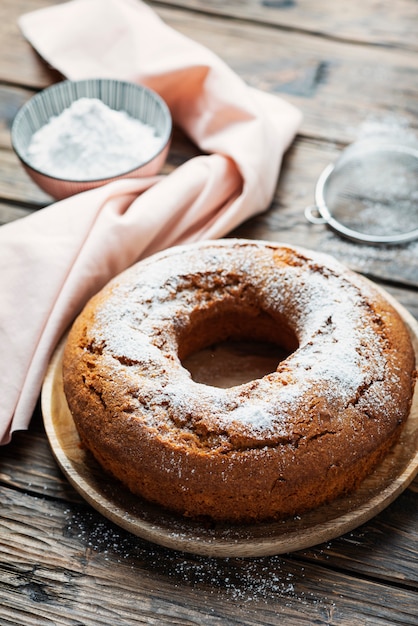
[11,78,172,200]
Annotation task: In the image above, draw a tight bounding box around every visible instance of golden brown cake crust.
[62,240,416,522]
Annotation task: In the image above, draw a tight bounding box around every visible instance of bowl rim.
[11,78,173,184]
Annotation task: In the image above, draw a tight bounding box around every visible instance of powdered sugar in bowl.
[11,79,172,200]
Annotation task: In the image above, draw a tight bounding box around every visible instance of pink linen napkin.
[0,0,301,445]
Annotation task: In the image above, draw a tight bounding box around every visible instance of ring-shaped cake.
[62,240,416,522]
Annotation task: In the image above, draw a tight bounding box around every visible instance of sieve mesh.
[306,139,418,244]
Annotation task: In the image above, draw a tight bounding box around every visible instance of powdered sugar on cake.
[86,240,400,444]
[63,239,415,522]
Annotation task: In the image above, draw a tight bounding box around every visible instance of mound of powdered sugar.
[26,97,164,180]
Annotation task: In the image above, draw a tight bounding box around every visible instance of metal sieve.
[305,138,418,244]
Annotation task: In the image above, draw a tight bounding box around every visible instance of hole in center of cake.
[183,339,291,388]
[179,306,298,388]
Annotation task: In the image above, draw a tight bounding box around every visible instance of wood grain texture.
[1,485,418,626]
[0,0,64,88]
[2,1,417,284]
[158,0,418,50]
[153,5,418,143]
[1,0,417,623]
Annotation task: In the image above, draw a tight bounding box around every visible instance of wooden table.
[1,1,417,624]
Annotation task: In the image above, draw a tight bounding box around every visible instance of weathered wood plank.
[0,85,34,150]
[0,428,83,504]
[154,6,418,145]
[0,201,34,225]
[4,0,418,59]
[1,3,418,146]
[155,0,418,50]
[0,0,63,89]
[298,485,418,587]
[0,148,52,205]
[1,3,417,292]
[1,484,417,626]
[1,410,417,589]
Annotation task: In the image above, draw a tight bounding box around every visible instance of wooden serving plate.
[41,287,418,558]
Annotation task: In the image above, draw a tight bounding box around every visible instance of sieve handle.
[304,205,327,224]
